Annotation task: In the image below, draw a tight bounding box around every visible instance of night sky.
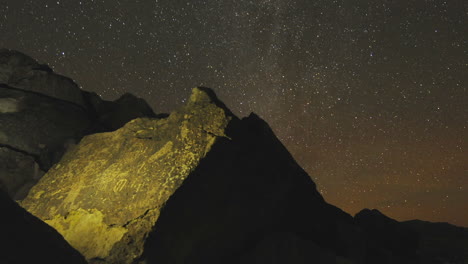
[1,0,467,226]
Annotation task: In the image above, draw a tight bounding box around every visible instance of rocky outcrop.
[0,146,44,200]
[0,49,156,199]
[0,189,87,264]
[21,87,233,263]
[7,51,467,264]
[401,220,468,264]
[0,49,86,108]
[22,87,366,263]
[84,91,158,131]
[142,110,365,264]
[355,209,468,264]
[354,209,419,264]
[0,68,91,198]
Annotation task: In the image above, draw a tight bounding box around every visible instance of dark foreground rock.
[0,49,156,199]
[142,110,365,264]
[401,220,468,264]
[0,189,86,264]
[355,209,468,264]
[354,209,419,264]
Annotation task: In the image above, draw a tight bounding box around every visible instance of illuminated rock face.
[22,87,233,263]
[22,87,367,264]
[0,49,156,199]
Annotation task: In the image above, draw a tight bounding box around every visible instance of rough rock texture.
[22,87,232,263]
[0,189,87,264]
[0,49,157,199]
[22,87,366,264]
[0,146,44,200]
[0,49,86,107]
[0,83,91,198]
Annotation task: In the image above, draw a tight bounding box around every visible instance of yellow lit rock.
[21,87,233,263]
[45,208,127,260]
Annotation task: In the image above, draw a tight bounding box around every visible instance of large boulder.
[0,50,157,199]
[0,49,86,107]
[0,49,91,199]
[0,189,87,264]
[0,83,91,199]
[21,87,234,263]
[21,87,366,264]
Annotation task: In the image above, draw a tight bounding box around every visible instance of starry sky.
[1,0,467,226]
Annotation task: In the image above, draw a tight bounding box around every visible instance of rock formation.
[401,219,468,264]
[355,209,468,264]
[0,189,87,264]
[21,87,233,263]
[354,209,419,264]
[85,92,162,131]
[3,51,466,264]
[141,110,365,264]
[0,49,156,199]
[21,87,366,263]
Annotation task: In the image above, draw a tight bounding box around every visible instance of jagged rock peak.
[355,208,387,218]
[188,87,235,117]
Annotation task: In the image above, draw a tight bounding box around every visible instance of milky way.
[1,0,467,226]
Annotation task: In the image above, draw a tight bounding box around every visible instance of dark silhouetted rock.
[238,232,338,264]
[0,50,157,199]
[0,49,87,108]
[354,209,419,264]
[0,189,87,264]
[0,82,91,198]
[0,146,44,200]
[401,220,468,264]
[142,111,365,264]
[86,92,158,131]
[355,209,468,264]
